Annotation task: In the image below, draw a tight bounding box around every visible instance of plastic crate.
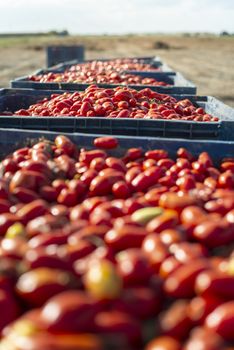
[69,56,161,64]
[0,88,234,140]
[43,57,174,73]
[0,129,233,164]
[48,56,164,69]
[46,46,85,68]
[11,72,196,95]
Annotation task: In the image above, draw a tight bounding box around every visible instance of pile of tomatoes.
[67,58,161,72]
[29,71,169,86]
[14,85,219,122]
[0,135,233,350]
[28,58,164,86]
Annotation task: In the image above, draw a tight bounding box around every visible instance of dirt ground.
[0,34,233,107]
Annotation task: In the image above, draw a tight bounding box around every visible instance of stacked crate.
[0,48,233,350]
[0,54,232,140]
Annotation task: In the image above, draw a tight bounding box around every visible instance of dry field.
[0,34,233,106]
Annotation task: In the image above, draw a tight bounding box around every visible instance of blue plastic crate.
[74,56,161,64]
[46,46,85,68]
[11,71,195,95]
[42,57,174,74]
[0,88,233,140]
[0,129,233,164]
[48,56,165,69]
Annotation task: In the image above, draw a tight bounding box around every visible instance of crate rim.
[0,127,233,145]
[0,128,233,164]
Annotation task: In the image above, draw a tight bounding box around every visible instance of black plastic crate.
[11,71,195,95]
[0,129,233,164]
[0,88,233,140]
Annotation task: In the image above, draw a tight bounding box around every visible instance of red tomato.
[94,137,119,149]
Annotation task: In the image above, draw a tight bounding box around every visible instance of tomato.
[17,199,48,224]
[83,260,122,299]
[159,300,193,340]
[9,170,47,192]
[205,302,234,340]
[1,158,19,173]
[93,310,142,346]
[159,256,182,279]
[89,157,106,172]
[39,185,57,202]
[0,199,11,214]
[0,289,20,333]
[105,225,148,251]
[106,157,127,172]
[0,180,9,200]
[187,295,224,324]
[131,166,163,192]
[26,214,68,238]
[57,188,78,207]
[79,150,107,165]
[80,169,98,187]
[195,270,234,299]
[145,336,182,350]
[193,220,234,247]
[124,148,143,161]
[0,213,17,236]
[142,234,169,271]
[145,150,168,161]
[180,206,207,226]
[184,327,225,350]
[94,136,118,149]
[112,181,131,199]
[116,248,153,286]
[40,291,100,333]
[159,192,197,211]
[55,135,76,156]
[147,210,179,233]
[16,267,74,306]
[2,331,103,350]
[160,229,184,247]
[218,171,234,188]
[164,259,211,298]
[125,166,142,184]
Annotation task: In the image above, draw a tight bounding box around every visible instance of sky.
[0,0,233,34]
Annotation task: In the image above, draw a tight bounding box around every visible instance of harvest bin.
[0,88,234,140]
[0,129,233,350]
[46,45,85,68]
[47,56,164,70]
[11,71,196,95]
[47,56,171,70]
[36,58,174,75]
[0,129,233,163]
[48,55,162,66]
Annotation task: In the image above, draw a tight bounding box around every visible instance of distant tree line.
[183,31,234,37]
[0,30,69,38]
